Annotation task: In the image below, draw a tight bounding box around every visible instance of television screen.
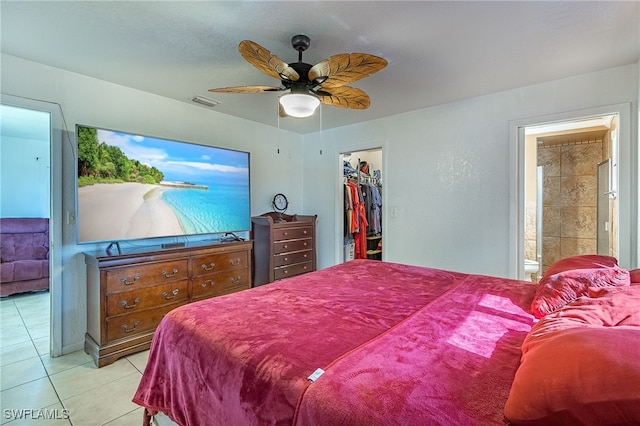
[76,125,250,244]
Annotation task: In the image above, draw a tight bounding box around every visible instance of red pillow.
[543,254,620,276]
[504,328,640,425]
[630,268,640,284]
[530,255,630,319]
[505,287,640,425]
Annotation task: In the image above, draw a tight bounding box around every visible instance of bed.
[133,257,640,426]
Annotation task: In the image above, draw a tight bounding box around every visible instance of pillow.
[630,268,640,284]
[530,255,630,318]
[541,254,621,276]
[505,288,640,425]
[504,328,640,425]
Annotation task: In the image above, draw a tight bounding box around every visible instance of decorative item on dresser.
[251,212,317,286]
[83,240,252,367]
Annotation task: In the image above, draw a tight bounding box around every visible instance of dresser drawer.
[273,226,313,241]
[273,239,312,255]
[273,250,313,267]
[274,261,314,280]
[191,269,250,299]
[105,280,189,317]
[106,302,182,342]
[191,251,248,277]
[105,260,188,291]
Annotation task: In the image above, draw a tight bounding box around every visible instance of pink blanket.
[133,259,536,425]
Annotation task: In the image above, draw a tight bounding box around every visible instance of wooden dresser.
[84,240,252,367]
[251,212,317,286]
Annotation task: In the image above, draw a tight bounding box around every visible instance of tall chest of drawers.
[84,240,252,367]
[251,212,317,286]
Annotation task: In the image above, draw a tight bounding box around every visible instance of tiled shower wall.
[538,139,606,274]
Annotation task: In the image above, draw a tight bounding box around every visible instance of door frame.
[509,102,634,279]
[334,143,385,266]
[2,94,63,357]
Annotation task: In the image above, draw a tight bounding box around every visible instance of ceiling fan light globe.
[279,94,320,118]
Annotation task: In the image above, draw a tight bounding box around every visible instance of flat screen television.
[76,124,250,244]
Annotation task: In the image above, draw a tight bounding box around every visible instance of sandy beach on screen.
[78,182,184,242]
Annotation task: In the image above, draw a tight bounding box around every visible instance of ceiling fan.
[209,35,388,118]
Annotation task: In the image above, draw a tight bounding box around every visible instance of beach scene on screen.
[77,127,250,243]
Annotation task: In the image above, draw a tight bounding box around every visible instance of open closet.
[342,149,383,262]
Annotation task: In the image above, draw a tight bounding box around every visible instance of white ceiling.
[2,1,639,134]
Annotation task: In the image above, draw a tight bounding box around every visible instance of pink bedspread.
[133,259,536,425]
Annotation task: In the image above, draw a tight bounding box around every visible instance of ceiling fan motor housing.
[286,62,313,84]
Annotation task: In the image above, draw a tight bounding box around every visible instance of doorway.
[523,115,618,280]
[511,102,634,281]
[1,98,63,357]
[340,148,383,263]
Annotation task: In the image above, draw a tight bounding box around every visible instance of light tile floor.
[1,291,149,425]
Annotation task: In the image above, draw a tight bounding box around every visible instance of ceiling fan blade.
[238,40,300,82]
[315,86,371,110]
[309,53,387,88]
[208,85,284,94]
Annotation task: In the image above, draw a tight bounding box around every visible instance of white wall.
[1,53,305,353]
[303,64,639,277]
[1,106,51,218]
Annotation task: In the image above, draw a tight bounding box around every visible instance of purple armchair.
[0,218,49,297]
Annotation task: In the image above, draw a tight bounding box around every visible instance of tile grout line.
[3,292,148,425]
[11,293,72,425]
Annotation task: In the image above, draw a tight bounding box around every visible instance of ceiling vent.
[192,95,220,108]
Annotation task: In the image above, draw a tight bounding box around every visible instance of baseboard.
[60,341,84,357]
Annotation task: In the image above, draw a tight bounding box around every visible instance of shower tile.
[561,238,597,257]
[561,143,602,176]
[543,176,561,206]
[560,176,597,207]
[524,242,536,262]
[525,201,537,241]
[538,146,561,177]
[542,206,561,237]
[542,236,560,271]
[560,207,597,238]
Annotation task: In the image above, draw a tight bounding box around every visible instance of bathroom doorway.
[522,114,619,280]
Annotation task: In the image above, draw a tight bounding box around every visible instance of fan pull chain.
[319,104,323,155]
[277,102,281,154]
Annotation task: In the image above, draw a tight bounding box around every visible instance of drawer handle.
[303,230,308,235]
[120,298,140,309]
[162,269,178,278]
[201,262,216,271]
[121,320,140,333]
[283,245,288,249]
[120,275,140,285]
[229,276,242,284]
[162,289,179,299]
[303,242,307,247]
[201,280,214,288]
[283,231,288,236]
[229,258,241,266]
[283,257,288,262]
[303,254,308,258]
